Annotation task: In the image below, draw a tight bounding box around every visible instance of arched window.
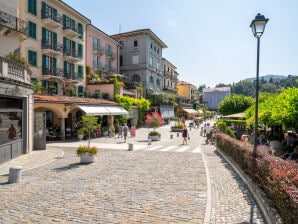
[150,76,154,83]
[132,74,140,82]
[156,79,160,86]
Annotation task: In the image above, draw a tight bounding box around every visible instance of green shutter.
[42,80,47,88]
[53,8,57,21]
[53,32,57,51]
[64,61,67,78]
[78,65,83,78]
[28,50,37,66]
[78,44,82,57]
[41,2,46,18]
[71,64,75,80]
[63,15,66,29]
[53,58,57,73]
[42,55,46,74]
[63,37,67,53]
[71,19,75,30]
[29,22,36,39]
[78,86,84,94]
[28,0,37,16]
[78,23,83,39]
[42,27,46,45]
[72,41,76,57]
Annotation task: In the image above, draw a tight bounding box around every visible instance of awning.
[160,106,175,118]
[77,105,128,116]
[183,108,198,114]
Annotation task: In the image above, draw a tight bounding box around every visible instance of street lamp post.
[250,13,269,158]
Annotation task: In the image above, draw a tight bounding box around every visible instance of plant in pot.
[76,115,100,163]
[145,112,163,141]
[77,128,84,141]
[102,126,109,136]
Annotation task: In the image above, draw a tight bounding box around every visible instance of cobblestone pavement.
[0,122,266,223]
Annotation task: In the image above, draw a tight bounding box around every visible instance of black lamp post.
[250,13,269,158]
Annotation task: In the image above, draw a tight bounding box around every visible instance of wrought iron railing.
[63,21,79,34]
[41,41,63,53]
[41,9,62,24]
[63,49,82,59]
[0,10,28,36]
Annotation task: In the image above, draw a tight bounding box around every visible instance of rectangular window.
[78,23,83,39]
[78,65,83,78]
[132,55,139,65]
[28,0,37,16]
[28,21,36,39]
[28,50,37,66]
[134,40,138,47]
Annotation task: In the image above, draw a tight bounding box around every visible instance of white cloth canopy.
[77,105,128,116]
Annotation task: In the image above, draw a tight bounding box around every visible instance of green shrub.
[76,145,98,155]
[148,131,161,137]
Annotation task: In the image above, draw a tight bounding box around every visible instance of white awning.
[183,108,198,114]
[77,105,128,116]
[160,106,175,118]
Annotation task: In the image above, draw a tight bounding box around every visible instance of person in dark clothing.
[182,125,189,145]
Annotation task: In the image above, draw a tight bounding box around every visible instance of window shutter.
[41,2,46,18]
[78,44,82,57]
[53,58,57,73]
[64,61,67,78]
[53,8,57,21]
[71,64,75,80]
[72,41,76,57]
[42,55,46,74]
[53,32,57,51]
[63,15,66,29]
[78,65,83,78]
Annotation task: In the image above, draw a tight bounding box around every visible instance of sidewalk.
[0,147,64,176]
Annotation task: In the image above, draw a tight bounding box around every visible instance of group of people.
[116,123,136,143]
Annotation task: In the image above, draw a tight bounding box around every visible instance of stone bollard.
[148,139,152,145]
[8,166,22,183]
[177,133,179,137]
[170,134,173,139]
[128,143,133,151]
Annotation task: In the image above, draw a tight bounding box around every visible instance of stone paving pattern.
[0,122,266,223]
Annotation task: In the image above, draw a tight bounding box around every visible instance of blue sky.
[63,0,298,87]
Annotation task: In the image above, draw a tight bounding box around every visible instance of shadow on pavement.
[52,162,87,172]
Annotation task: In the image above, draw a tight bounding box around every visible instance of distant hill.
[244,75,287,82]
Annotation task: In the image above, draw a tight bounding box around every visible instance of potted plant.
[77,128,84,141]
[171,123,184,132]
[145,112,163,141]
[76,145,98,163]
[76,115,100,163]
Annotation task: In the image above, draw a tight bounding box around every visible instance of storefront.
[0,57,34,164]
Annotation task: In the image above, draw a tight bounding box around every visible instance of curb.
[216,147,282,224]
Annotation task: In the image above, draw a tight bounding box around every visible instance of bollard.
[128,143,133,151]
[170,134,173,139]
[8,166,22,183]
[177,133,179,137]
[148,139,152,145]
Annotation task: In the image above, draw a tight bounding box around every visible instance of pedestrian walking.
[182,125,189,145]
[130,124,136,138]
[122,123,129,143]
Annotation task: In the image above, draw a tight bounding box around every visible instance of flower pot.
[148,135,161,141]
[79,152,95,163]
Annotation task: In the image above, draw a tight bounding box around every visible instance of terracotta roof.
[34,95,119,106]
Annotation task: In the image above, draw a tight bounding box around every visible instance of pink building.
[85,24,120,97]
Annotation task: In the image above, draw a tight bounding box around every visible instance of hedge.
[215,132,298,224]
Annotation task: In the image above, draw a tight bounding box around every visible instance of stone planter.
[79,152,95,163]
[148,135,161,141]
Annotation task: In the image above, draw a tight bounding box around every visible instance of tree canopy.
[217,94,254,115]
[246,88,298,130]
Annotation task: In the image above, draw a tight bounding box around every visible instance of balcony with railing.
[63,49,82,63]
[163,85,178,93]
[63,22,80,38]
[105,66,115,73]
[93,44,105,55]
[63,71,83,83]
[0,56,32,88]
[42,67,63,80]
[41,41,63,56]
[93,63,105,72]
[41,9,62,30]
[105,51,114,60]
[0,10,28,39]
